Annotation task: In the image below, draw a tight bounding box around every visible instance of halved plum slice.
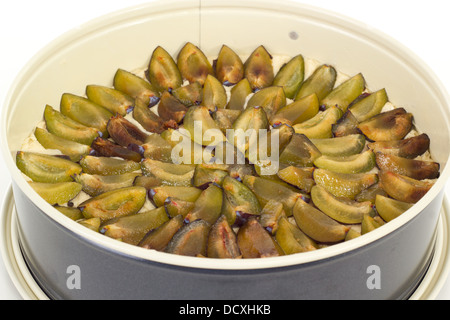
[276,166,315,193]
[259,200,286,234]
[79,218,101,232]
[375,194,413,222]
[157,91,188,124]
[293,106,343,139]
[91,137,142,163]
[313,169,378,199]
[79,186,147,221]
[171,81,203,107]
[202,74,228,111]
[177,42,214,85]
[279,133,322,167]
[244,45,274,91]
[214,45,244,86]
[229,105,270,154]
[331,109,361,137]
[213,109,242,132]
[60,93,113,138]
[113,69,160,107]
[140,159,195,187]
[221,175,261,225]
[185,184,224,225]
[313,150,376,174]
[160,128,209,165]
[243,175,307,216]
[275,217,318,254]
[34,127,91,162]
[149,186,202,207]
[17,151,82,183]
[107,114,148,147]
[139,214,185,251]
[86,85,135,116]
[165,219,211,257]
[183,105,226,146]
[320,73,366,112]
[357,108,413,141]
[361,215,385,235]
[132,98,166,134]
[164,197,196,218]
[310,185,374,224]
[271,93,319,126]
[193,165,228,189]
[349,89,388,122]
[54,205,84,221]
[79,155,140,176]
[295,64,336,101]
[237,218,282,258]
[354,182,388,204]
[379,171,434,203]
[44,105,100,146]
[100,206,169,245]
[345,228,361,241]
[246,86,286,120]
[134,175,163,191]
[226,78,252,110]
[147,46,183,93]
[29,181,82,206]
[293,198,349,243]
[272,54,305,99]
[141,133,173,162]
[75,172,141,197]
[375,152,440,180]
[367,133,430,159]
[207,215,241,259]
[310,134,366,157]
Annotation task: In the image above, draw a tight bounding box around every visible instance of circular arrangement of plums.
[16,43,440,258]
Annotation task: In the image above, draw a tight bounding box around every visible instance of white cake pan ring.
[1,0,450,299]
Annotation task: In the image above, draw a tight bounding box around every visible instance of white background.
[0,0,449,300]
